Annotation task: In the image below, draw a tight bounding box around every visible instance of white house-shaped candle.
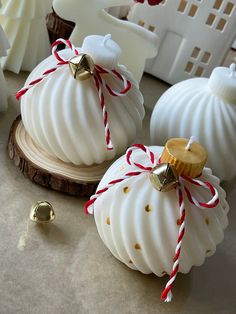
[128,0,236,84]
[53,0,158,82]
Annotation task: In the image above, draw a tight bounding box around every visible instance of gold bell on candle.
[150,163,179,192]
[30,201,56,223]
[69,54,95,80]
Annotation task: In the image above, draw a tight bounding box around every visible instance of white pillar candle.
[81,34,121,69]
[53,0,159,82]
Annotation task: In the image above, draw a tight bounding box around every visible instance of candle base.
[8,116,114,197]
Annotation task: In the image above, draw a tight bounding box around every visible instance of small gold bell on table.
[150,163,179,192]
[30,201,55,223]
[69,54,95,80]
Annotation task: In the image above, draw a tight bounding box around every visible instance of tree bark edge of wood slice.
[8,116,112,197]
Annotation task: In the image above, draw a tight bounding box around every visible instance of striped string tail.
[85,144,220,302]
[160,175,219,302]
[16,39,131,150]
[93,65,131,150]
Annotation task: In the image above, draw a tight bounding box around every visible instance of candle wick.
[185,136,196,151]
[102,34,112,46]
[229,63,236,78]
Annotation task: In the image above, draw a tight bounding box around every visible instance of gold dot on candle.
[106,217,110,225]
[177,219,181,226]
[145,204,152,212]
[123,186,130,194]
[205,218,210,225]
[135,243,141,250]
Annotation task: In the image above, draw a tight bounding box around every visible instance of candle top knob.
[160,138,208,178]
[208,64,236,105]
[81,34,121,69]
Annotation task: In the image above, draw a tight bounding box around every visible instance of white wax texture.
[94,146,229,276]
[81,34,121,69]
[208,66,236,105]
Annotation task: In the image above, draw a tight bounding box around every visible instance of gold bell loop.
[69,54,95,80]
[150,163,179,192]
[30,201,56,223]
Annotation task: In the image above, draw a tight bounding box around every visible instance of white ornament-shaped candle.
[53,0,158,82]
[20,35,144,166]
[151,64,236,181]
[87,138,229,302]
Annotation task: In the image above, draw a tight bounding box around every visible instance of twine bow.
[85,144,219,302]
[16,38,132,150]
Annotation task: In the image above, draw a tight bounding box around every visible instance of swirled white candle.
[150,64,236,181]
[20,35,145,165]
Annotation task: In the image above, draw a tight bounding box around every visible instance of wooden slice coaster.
[8,116,113,197]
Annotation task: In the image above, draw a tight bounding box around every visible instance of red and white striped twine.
[16,38,131,151]
[85,144,219,302]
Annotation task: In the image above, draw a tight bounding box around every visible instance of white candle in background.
[53,0,159,82]
[0,0,51,74]
[150,64,236,181]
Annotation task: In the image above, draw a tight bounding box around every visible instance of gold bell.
[69,54,95,80]
[30,201,55,223]
[150,163,179,192]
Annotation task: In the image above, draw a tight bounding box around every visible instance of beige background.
[0,61,236,314]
